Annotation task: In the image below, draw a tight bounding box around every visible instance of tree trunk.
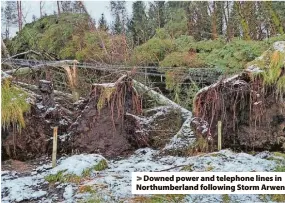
[211,2,218,40]
[1,39,10,58]
[265,1,284,35]
[235,1,251,40]
[40,1,43,18]
[57,1,61,15]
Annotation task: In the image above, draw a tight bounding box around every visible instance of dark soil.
[192,73,285,151]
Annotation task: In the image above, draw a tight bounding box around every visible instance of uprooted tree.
[2,66,186,160]
[192,41,285,151]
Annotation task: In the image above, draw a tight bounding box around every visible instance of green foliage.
[164,8,187,38]
[44,170,81,184]
[204,39,267,71]
[131,35,175,65]
[160,52,206,68]
[1,79,30,132]
[195,39,226,53]
[160,52,188,67]
[174,35,195,52]
[262,51,285,86]
[9,13,89,57]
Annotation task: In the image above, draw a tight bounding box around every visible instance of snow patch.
[273,41,285,53]
[63,185,73,201]
[49,154,107,176]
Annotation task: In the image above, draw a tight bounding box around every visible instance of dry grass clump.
[1,80,30,132]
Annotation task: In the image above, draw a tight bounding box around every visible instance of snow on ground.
[2,148,280,203]
[1,171,47,203]
[49,154,107,176]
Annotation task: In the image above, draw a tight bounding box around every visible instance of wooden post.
[218,121,222,150]
[144,67,147,85]
[52,127,58,168]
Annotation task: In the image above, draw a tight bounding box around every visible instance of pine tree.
[110,1,127,34]
[148,1,167,36]
[98,13,108,31]
[2,1,17,39]
[130,1,149,45]
[112,13,123,34]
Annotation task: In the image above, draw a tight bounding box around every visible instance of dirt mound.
[69,75,183,157]
[2,104,72,161]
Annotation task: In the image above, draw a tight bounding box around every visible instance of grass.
[186,136,209,155]
[181,165,193,172]
[267,163,285,202]
[222,194,231,203]
[45,159,108,184]
[44,170,81,184]
[1,79,30,132]
[273,152,285,159]
[130,194,186,203]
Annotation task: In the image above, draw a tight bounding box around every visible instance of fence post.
[52,126,58,168]
[144,67,147,85]
[218,121,222,150]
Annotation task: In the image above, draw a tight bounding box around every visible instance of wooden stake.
[218,121,222,150]
[52,127,58,168]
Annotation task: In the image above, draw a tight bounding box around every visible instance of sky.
[1,1,134,37]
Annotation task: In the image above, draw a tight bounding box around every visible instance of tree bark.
[1,39,11,58]
[211,2,218,40]
[235,1,251,40]
[57,1,61,15]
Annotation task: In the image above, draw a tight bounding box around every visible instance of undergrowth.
[1,79,30,132]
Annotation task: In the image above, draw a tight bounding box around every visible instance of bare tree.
[17,1,23,31]
[57,1,61,15]
[40,1,45,18]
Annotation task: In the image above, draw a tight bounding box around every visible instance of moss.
[1,80,30,132]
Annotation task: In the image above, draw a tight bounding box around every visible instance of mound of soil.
[2,104,71,161]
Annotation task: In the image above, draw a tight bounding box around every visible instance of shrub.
[204,39,267,71]
[160,51,206,68]
[131,37,175,66]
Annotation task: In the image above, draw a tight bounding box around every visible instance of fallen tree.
[192,41,285,151]
[2,72,188,160]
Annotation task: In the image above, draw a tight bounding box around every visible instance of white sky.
[1,1,134,37]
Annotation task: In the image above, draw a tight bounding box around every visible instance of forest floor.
[2,147,284,203]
